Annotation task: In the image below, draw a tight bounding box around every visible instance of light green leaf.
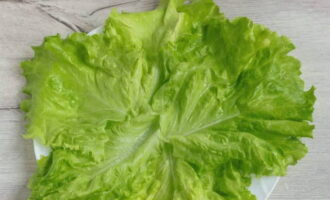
[21,0,315,199]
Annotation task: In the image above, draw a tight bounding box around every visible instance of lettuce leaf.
[21,0,315,199]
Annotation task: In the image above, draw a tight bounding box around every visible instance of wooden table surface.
[0,0,329,199]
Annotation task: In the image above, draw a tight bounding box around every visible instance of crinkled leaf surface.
[21,0,315,199]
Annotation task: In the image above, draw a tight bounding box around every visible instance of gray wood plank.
[0,109,35,200]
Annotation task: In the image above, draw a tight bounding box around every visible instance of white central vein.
[183,113,240,136]
[90,123,159,178]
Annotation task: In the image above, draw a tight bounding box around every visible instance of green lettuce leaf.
[21,0,315,199]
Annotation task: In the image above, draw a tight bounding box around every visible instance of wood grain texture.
[0,0,329,199]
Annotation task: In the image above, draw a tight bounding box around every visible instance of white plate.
[33,26,279,200]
